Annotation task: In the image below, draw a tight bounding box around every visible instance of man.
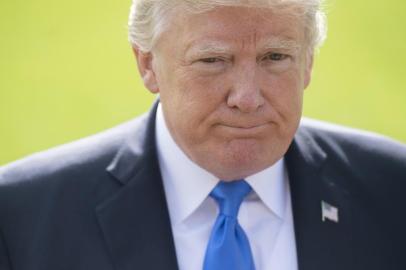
[1,0,406,269]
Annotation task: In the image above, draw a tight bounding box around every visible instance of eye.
[262,53,288,61]
[199,57,223,63]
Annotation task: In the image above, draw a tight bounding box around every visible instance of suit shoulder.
[0,115,147,188]
[298,118,406,170]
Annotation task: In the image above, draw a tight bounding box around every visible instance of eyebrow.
[186,42,231,57]
[260,37,301,51]
[185,37,301,57]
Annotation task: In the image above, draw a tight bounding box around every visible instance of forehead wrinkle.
[248,31,258,50]
[234,31,260,52]
[234,34,301,53]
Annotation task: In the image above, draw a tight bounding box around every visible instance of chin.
[210,140,278,180]
[213,161,267,181]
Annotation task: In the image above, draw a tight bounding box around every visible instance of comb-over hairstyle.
[128,0,327,52]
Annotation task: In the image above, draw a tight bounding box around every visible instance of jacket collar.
[96,101,179,270]
[286,119,355,270]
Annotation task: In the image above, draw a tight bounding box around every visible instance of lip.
[217,122,271,136]
[224,124,266,130]
[221,121,270,129]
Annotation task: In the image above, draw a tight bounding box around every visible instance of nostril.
[226,88,265,113]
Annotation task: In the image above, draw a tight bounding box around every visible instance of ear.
[303,52,314,89]
[132,46,159,93]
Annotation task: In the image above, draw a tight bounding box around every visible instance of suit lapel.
[96,102,179,270]
[286,124,355,270]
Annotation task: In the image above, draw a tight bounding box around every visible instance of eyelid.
[259,52,290,62]
[195,55,232,64]
[200,57,224,63]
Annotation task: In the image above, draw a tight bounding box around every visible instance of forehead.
[162,6,306,52]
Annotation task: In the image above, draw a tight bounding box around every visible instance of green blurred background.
[1,0,405,165]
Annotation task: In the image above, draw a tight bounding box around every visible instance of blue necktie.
[203,180,256,270]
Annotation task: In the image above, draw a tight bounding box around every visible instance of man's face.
[138,6,313,180]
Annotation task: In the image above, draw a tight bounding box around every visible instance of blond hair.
[128,0,327,52]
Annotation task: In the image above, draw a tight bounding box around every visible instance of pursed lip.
[220,121,270,129]
[216,122,271,136]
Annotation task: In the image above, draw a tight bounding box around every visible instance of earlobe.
[132,46,159,93]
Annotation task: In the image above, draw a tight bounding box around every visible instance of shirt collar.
[155,103,288,224]
[245,158,287,219]
[156,104,218,225]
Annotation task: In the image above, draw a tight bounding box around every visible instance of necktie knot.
[210,179,252,218]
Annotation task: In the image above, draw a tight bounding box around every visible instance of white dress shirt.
[155,104,298,270]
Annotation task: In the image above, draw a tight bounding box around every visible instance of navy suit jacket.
[1,101,406,270]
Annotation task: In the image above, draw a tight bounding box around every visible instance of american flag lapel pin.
[321,200,339,223]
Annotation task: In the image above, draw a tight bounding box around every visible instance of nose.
[226,64,265,113]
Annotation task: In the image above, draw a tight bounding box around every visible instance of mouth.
[226,123,267,129]
[217,122,271,137]
[221,120,270,129]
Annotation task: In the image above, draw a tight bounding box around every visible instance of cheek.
[186,70,230,99]
[160,72,227,140]
[263,71,304,111]
[174,70,228,114]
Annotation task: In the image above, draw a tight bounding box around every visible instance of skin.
[134,6,313,181]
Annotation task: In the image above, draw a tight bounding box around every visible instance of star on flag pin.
[321,200,339,223]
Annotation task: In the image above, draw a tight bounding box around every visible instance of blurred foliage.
[1,0,405,164]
